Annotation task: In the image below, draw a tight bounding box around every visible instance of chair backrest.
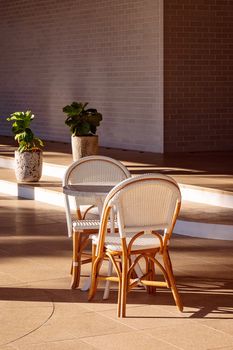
[97,174,181,252]
[63,155,131,187]
[63,156,131,236]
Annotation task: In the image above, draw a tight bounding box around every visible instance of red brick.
[164,0,233,152]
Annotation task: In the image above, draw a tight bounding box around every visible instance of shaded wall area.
[0,0,163,153]
[164,0,233,152]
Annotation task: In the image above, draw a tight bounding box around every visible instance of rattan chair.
[88,174,183,317]
[63,155,131,289]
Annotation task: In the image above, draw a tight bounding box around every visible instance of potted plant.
[62,101,102,161]
[7,110,44,182]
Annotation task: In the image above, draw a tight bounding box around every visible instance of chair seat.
[92,232,162,251]
[73,219,118,232]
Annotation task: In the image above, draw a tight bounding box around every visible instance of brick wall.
[164,0,233,152]
[0,0,163,153]
[1,1,233,154]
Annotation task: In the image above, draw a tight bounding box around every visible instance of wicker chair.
[88,174,183,317]
[63,155,131,289]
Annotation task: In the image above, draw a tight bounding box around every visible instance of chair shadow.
[0,276,232,319]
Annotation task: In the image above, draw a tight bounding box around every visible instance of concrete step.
[0,154,66,179]
[1,155,233,209]
[176,200,233,241]
[0,167,232,241]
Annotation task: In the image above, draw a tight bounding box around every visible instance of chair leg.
[119,255,128,318]
[103,260,113,300]
[163,250,183,312]
[88,245,102,301]
[70,208,83,288]
[147,258,156,294]
[71,231,81,289]
[117,276,122,318]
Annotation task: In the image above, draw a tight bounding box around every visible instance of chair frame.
[63,155,131,289]
[88,174,183,317]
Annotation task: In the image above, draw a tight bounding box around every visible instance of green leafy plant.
[63,101,102,136]
[6,111,44,153]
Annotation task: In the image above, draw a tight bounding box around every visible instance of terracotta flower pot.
[14,150,43,182]
[71,135,98,161]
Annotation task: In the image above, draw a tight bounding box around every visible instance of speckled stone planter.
[71,135,98,161]
[15,150,43,182]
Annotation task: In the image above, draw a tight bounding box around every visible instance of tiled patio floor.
[0,194,233,350]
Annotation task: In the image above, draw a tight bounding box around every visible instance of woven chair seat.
[92,232,161,251]
[73,219,118,232]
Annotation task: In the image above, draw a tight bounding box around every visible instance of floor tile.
[0,304,53,347]
[98,304,195,330]
[13,339,95,350]
[145,323,233,350]
[14,339,95,350]
[83,331,182,350]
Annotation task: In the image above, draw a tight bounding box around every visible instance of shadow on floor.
[0,276,232,319]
